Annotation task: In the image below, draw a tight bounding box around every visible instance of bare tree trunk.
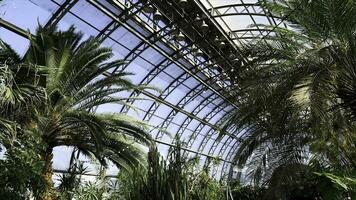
[39,148,57,200]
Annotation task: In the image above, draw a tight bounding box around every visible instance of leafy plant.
[229,183,266,200]
[57,156,86,200]
[315,172,356,200]
[0,25,153,199]
[0,133,46,199]
[117,141,229,200]
[223,0,356,198]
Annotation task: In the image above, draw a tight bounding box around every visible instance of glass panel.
[131,93,155,112]
[171,112,187,125]
[148,72,173,91]
[167,123,180,136]
[160,134,173,145]
[183,98,201,112]
[165,86,187,105]
[202,138,216,154]
[152,104,172,120]
[183,77,199,90]
[185,119,200,131]
[71,0,112,30]
[163,63,184,77]
[96,103,123,113]
[59,13,99,36]
[0,0,57,33]
[196,104,214,118]
[157,143,169,158]
[110,26,142,50]
[212,137,230,157]
[180,129,193,141]
[0,28,30,56]
[102,38,130,60]
[127,108,146,119]
[148,115,164,126]
[126,19,151,37]
[208,109,225,124]
[53,146,74,170]
[140,47,165,65]
[190,132,206,151]
[106,164,119,175]
[223,142,236,158]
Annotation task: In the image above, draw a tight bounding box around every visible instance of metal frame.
[0,0,286,180]
[197,0,284,46]
[0,16,234,169]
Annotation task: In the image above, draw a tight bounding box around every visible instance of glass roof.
[199,0,285,46]
[0,0,280,180]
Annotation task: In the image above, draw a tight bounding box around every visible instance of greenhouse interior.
[0,0,355,199]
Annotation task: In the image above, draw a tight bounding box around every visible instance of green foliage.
[0,25,154,199]
[0,133,46,199]
[314,172,356,200]
[229,169,355,200]
[188,171,226,200]
[72,181,108,200]
[116,143,228,200]
[117,144,187,200]
[223,0,356,193]
[57,173,123,200]
[57,158,86,200]
[229,183,266,200]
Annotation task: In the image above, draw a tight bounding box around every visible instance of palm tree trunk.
[39,148,57,200]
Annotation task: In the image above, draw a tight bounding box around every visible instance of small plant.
[116,141,229,200]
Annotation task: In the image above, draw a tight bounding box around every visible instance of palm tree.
[224,0,356,195]
[0,26,153,199]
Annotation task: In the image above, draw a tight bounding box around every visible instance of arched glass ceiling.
[198,0,286,45]
[0,0,280,180]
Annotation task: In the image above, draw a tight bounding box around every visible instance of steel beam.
[88,0,239,110]
[0,17,233,174]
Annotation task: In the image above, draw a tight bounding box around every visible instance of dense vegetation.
[222,0,356,199]
[0,26,152,199]
[55,142,229,200]
[0,0,355,199]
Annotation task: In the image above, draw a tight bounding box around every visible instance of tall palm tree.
[224,0,356,195]
[0,26,153,200]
